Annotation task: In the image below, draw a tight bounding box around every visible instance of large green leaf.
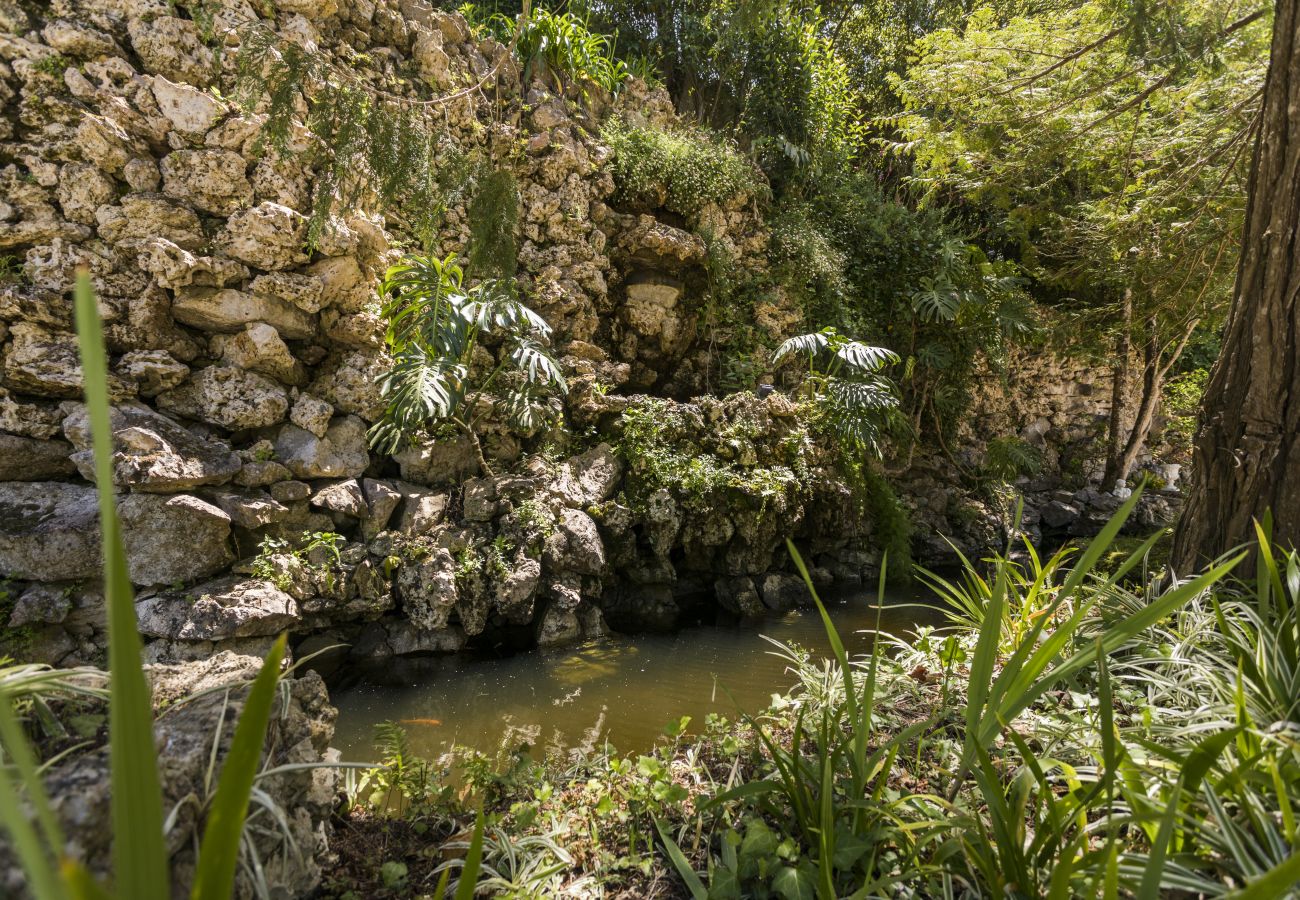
[74,272,170,900]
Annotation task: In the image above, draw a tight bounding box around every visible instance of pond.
[329,584,946,763]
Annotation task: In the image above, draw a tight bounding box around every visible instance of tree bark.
[1102,288,1133,486]
[1172,0,1300,569]
[1113,317,1161,484]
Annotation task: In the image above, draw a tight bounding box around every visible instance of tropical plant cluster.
[321,497,1300,898]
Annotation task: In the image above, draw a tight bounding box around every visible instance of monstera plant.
[773,327,900,456]
[369,253,568,475]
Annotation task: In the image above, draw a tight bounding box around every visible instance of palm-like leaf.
[511,340,568,391]
[773,330,830,365]
[834,341,899,374]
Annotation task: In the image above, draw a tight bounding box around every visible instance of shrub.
[603,121,763,218]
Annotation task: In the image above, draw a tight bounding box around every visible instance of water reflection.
[330,589,942,761]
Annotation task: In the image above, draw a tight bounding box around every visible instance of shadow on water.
[329,581,945,761]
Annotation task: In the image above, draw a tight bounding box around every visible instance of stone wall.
[0,0,814,674]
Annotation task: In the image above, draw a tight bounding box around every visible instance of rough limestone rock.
[2,323,131,400]
[274,417,370,480]
[250,273,326,314]
[0,433,76,481]
[306,350,388,421]
[149,75,224,136]
[536,603,582,646]
[202,487,290,529]
[290,394,334,437]
[95,194,205,250]
[545,508,606,576]
[495,556,541,622]
[134,238,249,291]
[136,577,300,641]
[118,493,233,586]
[62,403,241,492]
[361,479,401,538]
[171,288,315,340]
[157,367,289,431]
[310,479,368,518]
[160,150,253,216]
[215,323,306,386]
[552,443,623,507]
[0,482,101,581]
[114,350,190,397]
[8,584,73,628]
[216,203,308,271]
[126,16,215,87]
[393,482,448,535]
[396,547,458,632]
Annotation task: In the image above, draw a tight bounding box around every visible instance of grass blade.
[453,806,485,900]
[0,703,67,900]
[655,816,708,900]
[191,634,287,900]
[74,272,170,900]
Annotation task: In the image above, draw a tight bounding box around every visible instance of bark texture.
[1173,0,1300,568]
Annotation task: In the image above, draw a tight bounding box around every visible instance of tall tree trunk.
[1102,288,1133,486]
[1172,0,1300,569]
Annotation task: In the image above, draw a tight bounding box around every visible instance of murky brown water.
[330,587,942,762]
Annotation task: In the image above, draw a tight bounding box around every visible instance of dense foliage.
[323,499,1300,898]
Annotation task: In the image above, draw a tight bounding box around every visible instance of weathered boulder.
[551,443,622,507]
[395,434,480,485]
[114,350,190,397]
[216,202,308,271]
[310,479,367,518]
[273,417,369,479]
[360,478,400,538]
[250,273,325,314]
[306,350,388,421]
[215,323,306,385]
[494,556,541,622]
[289,394,334,437]
[136,577,300,641]
[758,572,806,612]
[544,508,606,576]
[393,481,448,535]
[62,403,241,492]
[127,16,216,86]
[353,620,466,658]
[2,323,132,400]
[118,493,233,586]
[171,287,316,340]
[160,150,253,216]
[8,584,73,628]
[0,485,229,586]
[536,603,581,646]
[0,482,101,581]
[149,75,224,135]
[157,367,290,430]
[96,194,205,250]
[395,546,458,631]
[0,433,76,481]
[202,487,290,529]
